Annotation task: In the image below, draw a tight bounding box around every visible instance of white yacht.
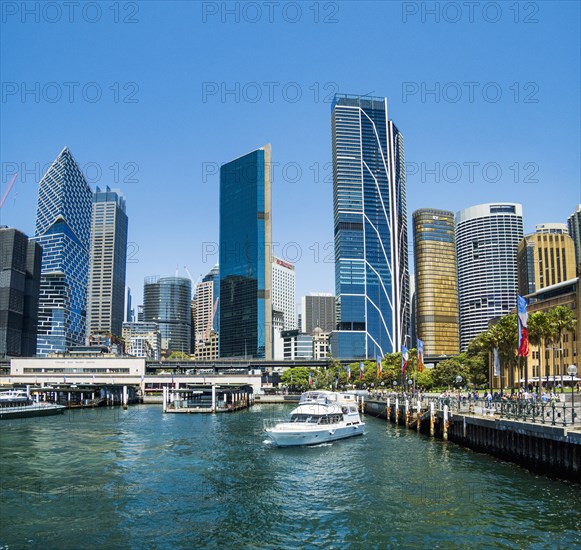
[264,391,365,447]
[0,389,66,420]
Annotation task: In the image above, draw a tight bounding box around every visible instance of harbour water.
[1,404,579,549]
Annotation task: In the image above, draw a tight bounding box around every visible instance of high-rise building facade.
[455,203,524,351]
[124,287,133,323]
[0,227,42,357]
[143,276,191,355]
[219,146,272,359]
[567,205,581,271]
[300,293,336,334]
[272,257,296,331]
[330,94,410,359]
[194,278,216,344]
[535,223,569,235]
[412,209,459,356]
[32,147,93,356]
[87,187,128,339]
[517,232,576,296]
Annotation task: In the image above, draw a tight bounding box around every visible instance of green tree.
[547,305,577,390]
[431,355,470,389]
[168,351,189,359]
[528,311,552,383]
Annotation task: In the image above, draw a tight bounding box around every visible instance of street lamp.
[455,375,463,388]
[567,365,578,424]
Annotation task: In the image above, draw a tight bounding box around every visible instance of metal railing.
[369,392,580,428]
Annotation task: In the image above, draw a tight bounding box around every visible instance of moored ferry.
[0,389,66,420]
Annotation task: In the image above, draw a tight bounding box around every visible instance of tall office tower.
[455,203,524,351]
[87,187,128,339]
[567,205,581,271]
[517,231,576,296]
[32,147,93,356]
[272,257,296,330]
[535,223,569,235]
[195,276,216,344]
[413,209,459,357]
[124,287,133,323]
[137,305,144,322]
[330,94,410,359]
[143,276,191,355]
[202,264,219,332]
[219,146,272,359]
[300,293,336,334]
[0,227,42,357]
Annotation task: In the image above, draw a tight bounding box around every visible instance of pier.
[365,395,581,482]
[162,384,254,413]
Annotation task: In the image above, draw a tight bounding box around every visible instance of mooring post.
[123,386,128,409]
[395,397,399,425]
[387,397,391,422]
[162,386,168,413]
[443,404,449,440]
[417,401,421,432]
[430,401,435,436]
[211,384,216,413]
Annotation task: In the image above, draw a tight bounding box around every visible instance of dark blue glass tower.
[219,146,272,359]
[32,147,93,356]
[330,95,410,359]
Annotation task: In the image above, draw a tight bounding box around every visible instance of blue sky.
[1,1,580,306]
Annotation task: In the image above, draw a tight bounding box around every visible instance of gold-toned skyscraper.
[413,209,459,356]
[517,231,576,296]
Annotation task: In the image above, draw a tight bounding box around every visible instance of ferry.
[264,390,365,447]
[0,389,66,420]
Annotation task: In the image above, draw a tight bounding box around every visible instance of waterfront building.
[413,209,459,356]
[517,231,576,296]
[192,331,219,361]
[272,257,296,331]
[143,276,191,355]
[312,327,330,359]
[493,277,580,389]
[330,94,410,359]
[219,146,272,359]
[87,187,128,340]
[32,147,93,356]
[455,203,524,351]
[300,293,335,335]
[568,205,581,271]
[0,227,42,357]
[122,321,161,360]
[272,309,285,360]
[282,330,313,360]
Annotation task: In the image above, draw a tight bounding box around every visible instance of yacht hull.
[266,423,365,447]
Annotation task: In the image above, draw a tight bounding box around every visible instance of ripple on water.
[0,405,579,549]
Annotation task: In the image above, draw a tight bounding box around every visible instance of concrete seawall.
[365,399,581,482]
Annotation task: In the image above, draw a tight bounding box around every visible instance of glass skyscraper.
[455,203,524,351]
[567,205,581,272]
[143,276,191,355]
[412,209,459,357]
[0,227,42,357]
[87,186,128,339]
[219,146,272,359]
[330,95,410,359]
[32,147,93,356]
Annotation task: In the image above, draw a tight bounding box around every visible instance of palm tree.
[528,311,551,389]
[547,306,577,391]
[494,315,518,392]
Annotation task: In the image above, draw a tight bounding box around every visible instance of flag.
[359,361,364,381]
[308,372,312,385]
[401,346,409,374]
[346,365,351,380]
[493,348,500,377]
[376,355,382,378]
[517,295,529,357]
[417,339,425,373]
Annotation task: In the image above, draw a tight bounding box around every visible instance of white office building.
[455,203,524,351]
[272,257,296,330]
